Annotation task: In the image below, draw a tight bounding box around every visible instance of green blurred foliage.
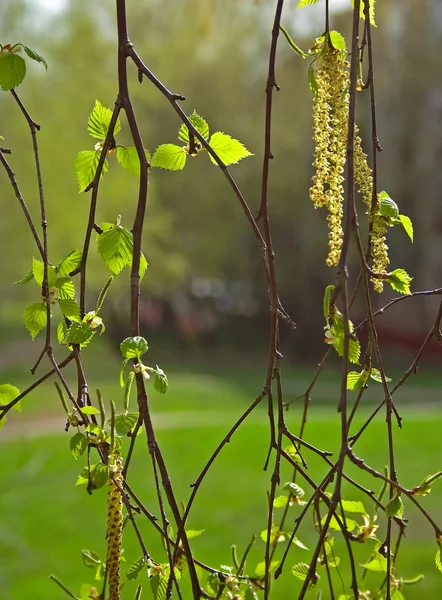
[1,0,442,346]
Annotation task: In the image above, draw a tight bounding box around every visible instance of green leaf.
[116,146,151,177]
[97,224,133,276]
[24,302,47,339]
[388,269,412,295]
[321,515,357,532]
[59,298,80,319]
[154,367,168,394]
[391,590,405,600]
[361,553,387,572]
[178,111,210,143]
[87,99,121,140]
[57,320,68,344]
[297,0,319,7]
[75,150,108,193]
[341,500,366,514]
[255,560,280,577]
[399,214,413,242]
[378,192,399,219]
[0,384,21,412]
[112,412,139,437]
[140,252,148,281]
[19,44,48,69]
[208,132,252,166]
[70,432,88,460]
[279,25,308,58]
[436,548,442,573]
[292,538,309,550]
[353,0,376,26]
[292,563,316,583]
[81,549,101,568]
[63,321,94,346]
[81,406,100,415]
[346,370,369,391]
[329,31,346,52]
[120,336,149,359]
[0,52,26,91]
[151,144,187,171]
[185,529,205,539]
[369,368,392,383]
[14,271,34,285]
[260,527,285,544]
[323,285,334,323]
[126,557,146,580]
[274,495,288,508]
[76,462,108,490]
[150,570,169,600]
[57,250,82,276]
[385,494,404,519]
[282,482,305,498]
[56,277,76,300]
[32,257,57,287]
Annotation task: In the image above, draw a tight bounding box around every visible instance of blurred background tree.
[2,0,442,361]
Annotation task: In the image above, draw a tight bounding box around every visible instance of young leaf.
[341,500,366,513]
[32,257,57,287]
[0,384,21,412]
[308,65,318,96]
[208,132,252,166]
[76,462,108,490]
[185,529,205,539]
[436,548,442,573]
[120,336,149,359]
[279,25,308,58]
[19,44,48,69]
[151,144,187,171]
[81,406,100,415]
[57,320,68,344]
[378,192,399,219]
[292,538,309,550]
[388,269,412,295]
[63,321,94,345]
[260,527,285,544]
[116,146,151,177]
[97,224,133,275]
[361,553,387,572]
[150,569,169,600]
[292,562,313,582]
[347,370,369,391]
[112,412,139,437]
[57,250,82,276]
[126,557,146,581]
[329,31,346,52]
[297,0,319,7]
[369,368,392,383]
[0,52,26,91]
[273,495,288,508]
[353,0,376,26]
[58,298,80,319]
[399,214,413,242]
[81,549,101,568]
[255,560,280,577]
[282,482,305,498]
[70,432,88,460]
[154,367,168,395]
[14,271,34,285]
[178,111,210,143]
[385,494,404,519]
[24,302,47,339]
[87,99,121,140]
[75,150,108,193]
[56,277,76,300]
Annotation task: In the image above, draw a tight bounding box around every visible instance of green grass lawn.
[1,348,442,599]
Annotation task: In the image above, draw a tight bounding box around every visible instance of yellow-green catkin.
[354,128,389,292]
[106,452,124,600]
[310,45,350,266]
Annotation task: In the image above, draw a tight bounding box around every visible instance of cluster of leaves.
[323,286,361,364]
[0,42,47,91]
[75,103,252,191]
[151,110,252,171]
